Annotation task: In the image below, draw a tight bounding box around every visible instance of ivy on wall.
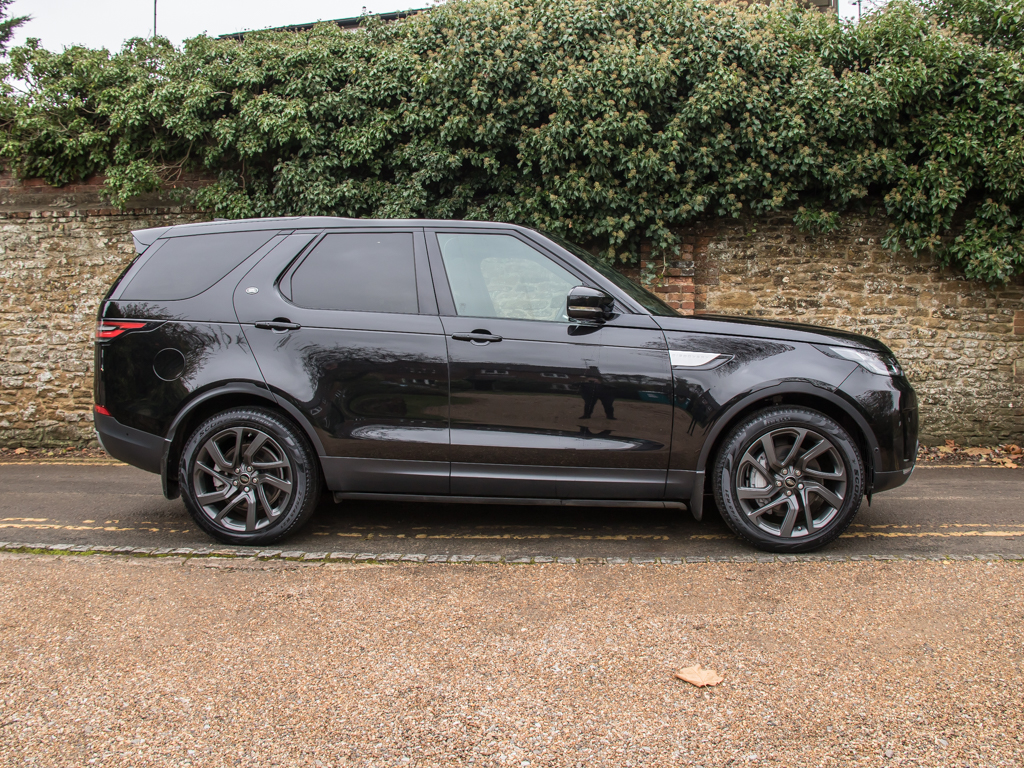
[1,0,1022,282]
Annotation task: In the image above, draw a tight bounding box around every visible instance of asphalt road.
[0,463,1021,557]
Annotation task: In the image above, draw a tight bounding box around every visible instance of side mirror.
[567,285,614,323]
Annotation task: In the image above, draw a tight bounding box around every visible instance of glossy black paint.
[231,229,451,494]
[95,216,918,518]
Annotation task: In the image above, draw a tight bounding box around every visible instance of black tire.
[179,407,321,546]
[712,406,864,553]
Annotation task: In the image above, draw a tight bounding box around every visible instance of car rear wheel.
[712,406,864,553]
[180,407,320,545]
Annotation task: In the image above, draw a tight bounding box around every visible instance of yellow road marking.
[841,530,1024,538]
[2,517,1023,542]
[0,461,122,466]
[0,523,168,533]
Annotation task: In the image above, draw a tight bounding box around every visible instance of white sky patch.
[9,0,869,53]
[8,0,429,52]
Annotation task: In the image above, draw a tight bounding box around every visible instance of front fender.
[693,381,882,474]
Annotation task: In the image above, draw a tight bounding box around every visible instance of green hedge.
[2,0,1023,282]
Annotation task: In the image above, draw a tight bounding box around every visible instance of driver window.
[436,233,579,322]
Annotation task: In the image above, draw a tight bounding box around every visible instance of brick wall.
[0,179,1020,447]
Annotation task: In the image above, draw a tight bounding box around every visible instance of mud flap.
[689,471,705,522]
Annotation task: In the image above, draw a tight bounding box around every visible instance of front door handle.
[254,320,301,332]
[451,332,502,344]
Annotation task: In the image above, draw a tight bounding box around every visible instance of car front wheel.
[180,407,321,545]
[712,406,864,553]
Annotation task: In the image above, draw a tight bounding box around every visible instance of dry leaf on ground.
[674,665,724,687]
[964,447,993,456]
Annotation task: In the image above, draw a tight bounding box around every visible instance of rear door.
[234,228,450,494]
[426,228,673,499]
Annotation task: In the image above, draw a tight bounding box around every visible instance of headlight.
[824,346,902,377]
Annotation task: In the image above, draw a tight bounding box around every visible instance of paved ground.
[0,553,1021,767]
[0,464,1021,556]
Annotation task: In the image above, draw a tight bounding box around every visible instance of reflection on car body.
[94,217,917,552]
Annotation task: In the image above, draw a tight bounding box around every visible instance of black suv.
[94,217,917,552]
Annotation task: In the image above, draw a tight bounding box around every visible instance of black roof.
[132,216,531,247]
[218,9,427,41]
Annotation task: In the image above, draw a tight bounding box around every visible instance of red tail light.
[96,320,147,340]
[94,405,111,416]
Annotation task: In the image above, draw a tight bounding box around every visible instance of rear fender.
[161,383,327,500]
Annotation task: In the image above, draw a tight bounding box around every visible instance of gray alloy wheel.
[180,407,320,545]
[192,426,294,533]
[713,406,864,553]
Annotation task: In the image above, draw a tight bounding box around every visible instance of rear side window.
[120,231,274,301]
[289,233,418,314]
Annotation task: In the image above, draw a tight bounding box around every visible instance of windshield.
[540,231,679,317]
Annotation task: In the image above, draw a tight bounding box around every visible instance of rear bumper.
[94,412,164,475]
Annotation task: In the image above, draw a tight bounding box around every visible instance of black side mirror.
[567,285,614,323]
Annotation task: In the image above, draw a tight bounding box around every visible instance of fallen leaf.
[13,447,27,455]
[963,447,993,456]
[945,439,956,448]
[674,665,724,687]
[936,446,953,454]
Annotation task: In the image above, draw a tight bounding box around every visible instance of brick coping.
[0,542,1018,564]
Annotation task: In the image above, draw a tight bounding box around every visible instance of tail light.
[96,320,147,340]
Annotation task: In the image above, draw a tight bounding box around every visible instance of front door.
[234,229,450,494]
[426,229,673,499]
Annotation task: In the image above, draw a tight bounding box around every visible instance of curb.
[0,542,1020,564]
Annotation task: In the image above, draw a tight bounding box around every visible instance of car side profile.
[94,217,917,552]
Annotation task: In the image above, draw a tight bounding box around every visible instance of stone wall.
[635,216,1024,446]
[0,178,1020,447]
[0,175,204,446]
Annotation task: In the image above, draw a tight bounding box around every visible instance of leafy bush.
[1,0,1022,282]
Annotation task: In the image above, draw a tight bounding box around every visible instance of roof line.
[218,8,428,41]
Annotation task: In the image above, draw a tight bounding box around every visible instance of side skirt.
[332,492,686,509]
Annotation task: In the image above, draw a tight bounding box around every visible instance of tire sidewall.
[713,407,864,553]
[179,407,320,545]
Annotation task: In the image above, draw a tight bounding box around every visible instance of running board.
[333,492,686,509]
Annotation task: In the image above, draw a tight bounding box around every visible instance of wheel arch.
[697,383,879,485]
[161,383,326,500]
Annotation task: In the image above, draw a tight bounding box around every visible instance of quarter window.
[121,231,273,301]
[437,233,578,322]
[290,233,418,313]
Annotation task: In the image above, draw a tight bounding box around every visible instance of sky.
[8,0,864,53]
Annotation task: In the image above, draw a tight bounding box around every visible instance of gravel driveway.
[1,554,1022,767]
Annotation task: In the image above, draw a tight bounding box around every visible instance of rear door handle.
[254,321,301,331]
[451,332,502,344]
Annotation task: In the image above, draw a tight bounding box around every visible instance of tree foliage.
[0,0,29,56]
[1,0,1022,282]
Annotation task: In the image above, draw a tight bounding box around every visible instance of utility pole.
[154,0,158,37]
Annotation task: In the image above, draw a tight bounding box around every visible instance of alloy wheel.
[733,426,848,539]
[191,426,294,533]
